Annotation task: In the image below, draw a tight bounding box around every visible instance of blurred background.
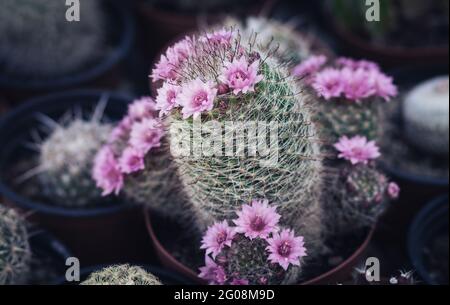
[0,0,448,285]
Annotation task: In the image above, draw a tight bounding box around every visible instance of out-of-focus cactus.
[37,106,112,207]
[0,0,105,78]
[403,76,449,156]
[0,205,31,285]
[81,265,162,285]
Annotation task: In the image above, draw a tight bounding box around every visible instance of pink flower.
[334,136,381,165]
[233,199,280,240]
[150,54,177,82]
[129,118,164,154]
[292,55,327,78]
[201,221,236,259]
[167,37,192,62]
[155,82,181,117]
[109,116,132,143]
[198,256,227,285]
[219,57,263,95]
[92,146,124,196]
[266,229,307,271]
[230,278,249,285]
[369,70,398,101]
[312,68,344,100]
[388,182,400,199]
[201,29,233,45]
[337,57,380,72]
[128,97,157,121]
[341,67,376,101]
[179,78,217,119]
[119,146,145,174]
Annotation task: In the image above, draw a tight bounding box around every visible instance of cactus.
[150,29,325,255]
[0,0,106,78]
[402,76,449,156]
[198,201,306,285]
[226,17,333,66]
[81,265,162,285]
[325,164,391,235]
[37,105,112,207]
[0,205,31,285]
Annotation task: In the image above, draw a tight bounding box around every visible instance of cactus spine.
[81,265,162,285]
[0,205,31,285]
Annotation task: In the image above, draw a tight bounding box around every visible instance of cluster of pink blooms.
[334,135,381,165]
[151,29,263,119]
[92,97,164,196]
[199,199,307,285]
[293,56,398,102]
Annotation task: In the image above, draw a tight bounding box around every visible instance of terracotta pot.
[0,90,154,266]
[144,209,375,285]
[0,0,135,103]
[323,5,448,68]
[136,0,278,55]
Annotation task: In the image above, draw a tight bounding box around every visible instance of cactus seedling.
[34,101,112,207]
[81,264,162,285]
[0,205,31,285]
[402,76,449,156]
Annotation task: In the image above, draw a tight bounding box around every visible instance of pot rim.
[0,89,133,218]
[407,194,449,285]
[144,208,376,285]
[0,0,135,91]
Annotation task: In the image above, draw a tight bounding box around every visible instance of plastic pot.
[408,195,449,285]
[55,264,193,285]
[0,0,135,103]
[135,0,278,56]
[144,209,375,285]
[0,90,153,266]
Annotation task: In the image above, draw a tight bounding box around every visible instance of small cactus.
[150,28,325,254]
[0,0,106,78]
[402,76,449,156]
[0,205,31,285]
[81,265,162,285]
[198,200,306,285]
[37,104,112,207]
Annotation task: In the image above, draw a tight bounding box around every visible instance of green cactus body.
[81,265,162,285]
[0,205,31,285]
[403,76,449,156]
[317,99,381,142]
[326,164,389,235]
[221,235,300,285]
[39,120,112,207]
[165,39,324,254]
[0,0,105,78]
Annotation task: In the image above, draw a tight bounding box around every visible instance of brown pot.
[136,0,278,56]
[144,209,375,285]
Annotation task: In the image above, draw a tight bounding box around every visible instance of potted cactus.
[0,90,154,265]
[380,67,449,236]
[322,0,449,67]
[137,26,400,284]
[0,0,135,102]
[0,204,72,285]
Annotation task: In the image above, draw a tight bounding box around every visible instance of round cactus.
[38,117,112,207]
[0,205,31,285]
[150,29,325,255]
[0,0,106,78]
[81,265,162,285]
[403,76,449,156]
[325,164,392,235]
